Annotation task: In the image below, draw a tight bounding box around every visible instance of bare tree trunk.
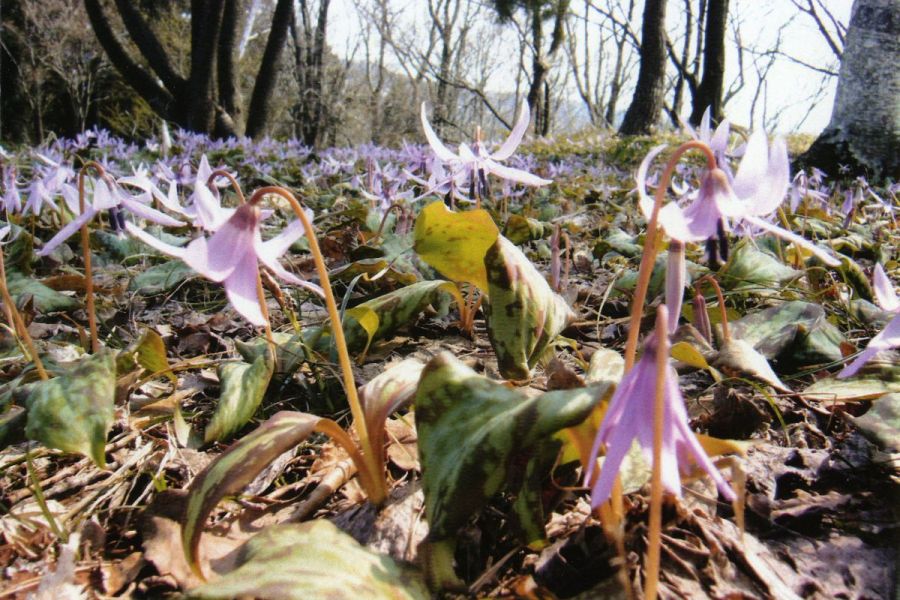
[619,0,667,135]
[688,0,728,125]
[245,0,293,138]
[217,0,242,137]
[291,0,331,147]
[799,0,899,179]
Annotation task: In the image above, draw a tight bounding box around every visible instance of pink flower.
[839,264,900,378]
[126,203,323,326]
[420,102,551,190]
[38,178,184,257]
[584,321,736,508]
[639,133,840,266]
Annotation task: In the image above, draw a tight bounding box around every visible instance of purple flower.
[839,264,900,378]
[420,102,551,190]
[38,177,184,257]
[639,133,840,266]
[584,322,736,508]
[126,203,322,326]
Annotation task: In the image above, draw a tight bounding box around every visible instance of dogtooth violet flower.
[420,102,552,191]
[638,132,840,266]
[38,177,184,257]
[584,318,736,508]
[126,202,322,326]
[839,264,900,378]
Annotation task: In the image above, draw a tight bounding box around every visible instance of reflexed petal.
[839,315,900,378]
[61,184,80,215]
[258,217,308,259]
[124,221,187,259]
[731,131,769,199]
[699,107,712,142]
[666,244,686,334]
[741,215,840,266]
[420,103,459,163]
[492,102,530,161]
[120,197,185,227]
[636,145,668,219]
[746,136,789,216]
[222,251,267,326]
[37,209,97,256]
[661,198,717,242]
[872,264,899,312]
[589,417,636,508]
[484,159,552,187]
[710,118,731,154]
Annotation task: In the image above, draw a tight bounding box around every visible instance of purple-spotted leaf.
[415,352,600,546]
[504,215,550,244]
[483,236,575,380]
[25,350,116,468]
[344,280,463,354]
[186,521,428,600]
[413,200,499,292]
[203,353,274,443]
[183,411,368,578]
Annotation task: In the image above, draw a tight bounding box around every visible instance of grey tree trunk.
[799,0,899,179]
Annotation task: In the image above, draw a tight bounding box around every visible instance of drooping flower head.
[585,308,736,508]
[839,264,900,378]
[127,202,322,326]
[638,133,840,267]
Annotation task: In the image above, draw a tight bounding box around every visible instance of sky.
[325,0,852,135]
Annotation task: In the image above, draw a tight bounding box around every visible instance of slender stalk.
[207,169,246,204]
[645,307,670,600]
[623,140,716,371]
[0,243,48,380]
[699,275,730,343]
[77,162,107,353]
[249,187,387,505]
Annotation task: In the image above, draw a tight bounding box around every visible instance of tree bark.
[799,0,899,179]
[245,0,294,138]
[688,0,728,126]
[217,0,242,137]
[619,0,668,135]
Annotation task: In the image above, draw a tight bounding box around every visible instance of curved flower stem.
[0,243,48,380]
[249,186,387,506]
[645,306,670,600]
[623,140,716,371]
[207,169,245,205]
[371,203,405,245]
[77,161,110,353]
[698,274,730,343]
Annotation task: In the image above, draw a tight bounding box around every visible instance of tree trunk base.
[796,127,899,181]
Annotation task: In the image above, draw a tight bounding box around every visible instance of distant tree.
[619,0,667,135]
[687,0,728,125]
[83,0,294,138]
[290,0,331,147]
[491,0,570,135]
[799,0,898,179]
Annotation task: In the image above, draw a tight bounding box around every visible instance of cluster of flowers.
[1,106,897,513]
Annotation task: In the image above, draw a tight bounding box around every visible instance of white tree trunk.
[803,0,899,178]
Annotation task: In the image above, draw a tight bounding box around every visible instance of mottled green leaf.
[415,352,600,543]
[187,521,428,600]
[129,261,196,295]
[25,350,116,467]
[183,411,325,575]
[851,393,900,452]
[343,280,462,354]
[804,365,900,403]
[504,215,549,244]
[729,301,845,370]
[592,227,642,260]
[204,353,274,443]
[7,273,79,312]
[413,200,499,291]
[719,240,799,292]
[483,235,575,380]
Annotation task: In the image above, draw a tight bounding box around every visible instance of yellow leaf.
[671,341,710,370]
[696,433,752,457]
[413,201,499,292]
[345,305,380,356]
